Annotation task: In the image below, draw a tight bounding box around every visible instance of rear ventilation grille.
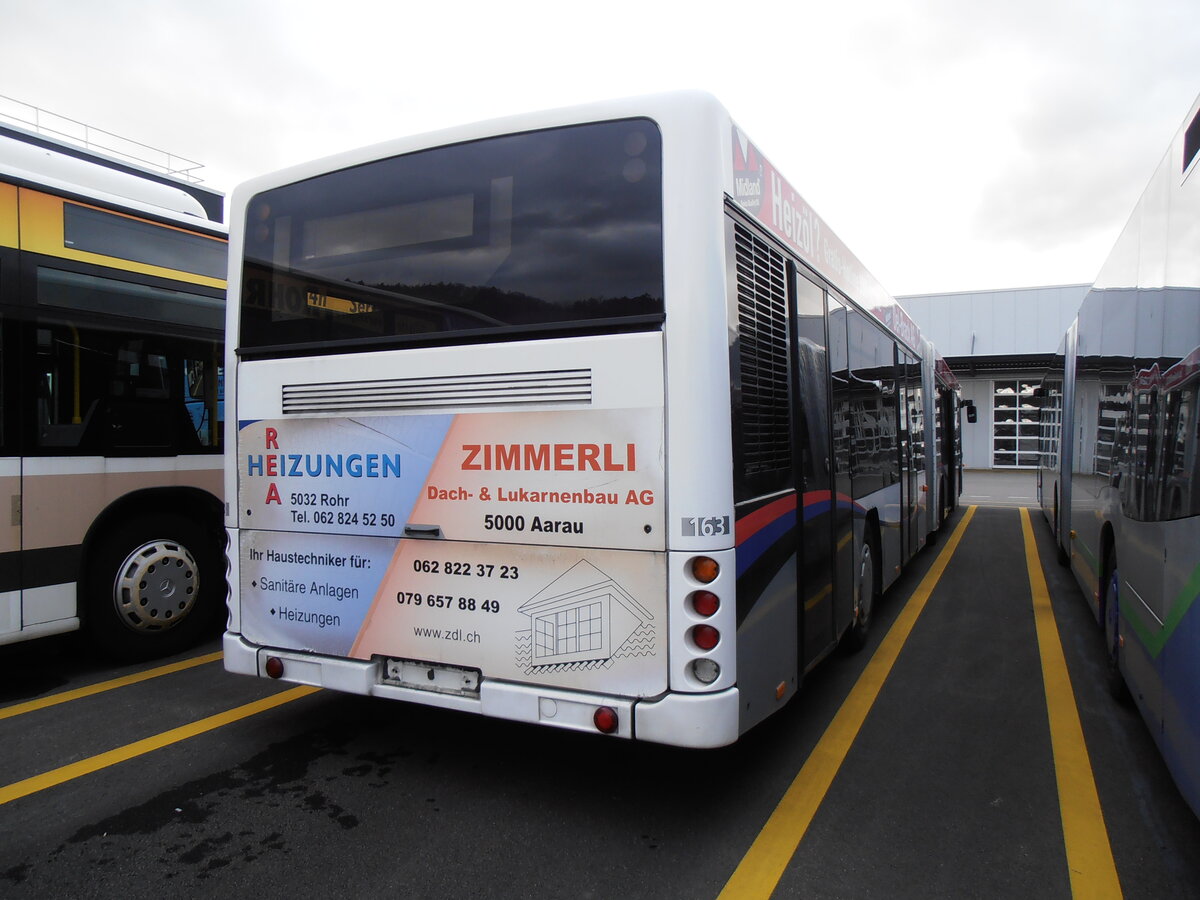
[733,222,791,475]
[281,369,592,415]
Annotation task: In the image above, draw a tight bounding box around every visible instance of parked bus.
[0,122,228,659]
[224,92,962,746]
[1038,92,1200,816]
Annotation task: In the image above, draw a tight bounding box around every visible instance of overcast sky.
[2,0,1199,295]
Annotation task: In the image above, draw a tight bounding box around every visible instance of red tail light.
[692,624,720,651]
[691,590,720,617]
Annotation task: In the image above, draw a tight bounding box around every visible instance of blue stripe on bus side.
[736,511,797,578]
[734,494,863,578]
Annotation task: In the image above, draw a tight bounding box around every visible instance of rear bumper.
[223,631,739,747]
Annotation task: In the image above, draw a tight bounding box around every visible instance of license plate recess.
[383,658,481,696]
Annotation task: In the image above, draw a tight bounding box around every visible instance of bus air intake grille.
[281,369,593,414]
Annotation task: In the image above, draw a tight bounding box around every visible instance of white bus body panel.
[0,132,210,222]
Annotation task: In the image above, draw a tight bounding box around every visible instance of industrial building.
[899,285,1089,469]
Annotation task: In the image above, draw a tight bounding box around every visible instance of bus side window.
[107,339,195,453]
[183,357,222,448]
[35,323,102,450]
[1161,386,1198,519]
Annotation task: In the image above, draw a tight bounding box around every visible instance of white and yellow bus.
[0,123,227,658]
[223,93,961,745]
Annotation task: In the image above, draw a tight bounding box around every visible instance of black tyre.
[844,531,879,653]
[85,512,223,660]
[1101,548,1130,703]
[926,480,942,547]
[1054,489,1069,567]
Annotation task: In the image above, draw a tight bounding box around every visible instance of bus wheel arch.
[82,488,225,660]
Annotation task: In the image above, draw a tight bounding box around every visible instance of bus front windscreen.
[239,119,664,353]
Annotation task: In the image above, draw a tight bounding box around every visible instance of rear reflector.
[593,706,619,734]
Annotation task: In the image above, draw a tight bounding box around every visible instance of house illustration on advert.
[516,560,654,670]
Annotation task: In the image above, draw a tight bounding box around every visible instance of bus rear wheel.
[1053,488,1069,567]
[844,533,879,653]
[86,512,223,660]
[1102,547,1130,703]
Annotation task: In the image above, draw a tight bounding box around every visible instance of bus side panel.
[0,459,19,639]
[733,492,799,732]
[18,459,222,629]
[1116,518,1166,732]
[0,237,17,638]
[1035,344,1066,538]
[1059,321,1078,549]
[1161,545,1200,819]
[1067,348,1103,613]
[0,182,16,248]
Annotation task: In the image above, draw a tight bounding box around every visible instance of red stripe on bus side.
[736,494,797,545]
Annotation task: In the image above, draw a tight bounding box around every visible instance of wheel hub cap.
[113,539,199,632]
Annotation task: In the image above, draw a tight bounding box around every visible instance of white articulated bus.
[1038,91,1200,817]
[0,122,227,658]
[223,93,961,746]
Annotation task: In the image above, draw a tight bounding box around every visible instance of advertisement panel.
[236,407,668,695]
[239,530,667,696]
[237,407,664,550]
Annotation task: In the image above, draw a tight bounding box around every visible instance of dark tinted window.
[30,266,224,455]
[63,204,226,279]
[32,319,222,454]
[904,355,924,472]
[37,267,224,331]
[847,310,898,497]
[1184,109,1200,173]
[1161,385,1199,518]
[240,119,663,353]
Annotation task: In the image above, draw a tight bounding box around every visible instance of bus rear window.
[239,119,664,353]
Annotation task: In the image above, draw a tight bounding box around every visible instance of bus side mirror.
[963,401,977,424]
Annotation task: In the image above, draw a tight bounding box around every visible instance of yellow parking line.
[718,506,977,900]
[0,685,320,806]
[1019,508,1122,898]
[0,650,224,721]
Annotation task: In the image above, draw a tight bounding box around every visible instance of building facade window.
[992,379,1040,468]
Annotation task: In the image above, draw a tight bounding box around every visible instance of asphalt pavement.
[2,502,1198,898]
